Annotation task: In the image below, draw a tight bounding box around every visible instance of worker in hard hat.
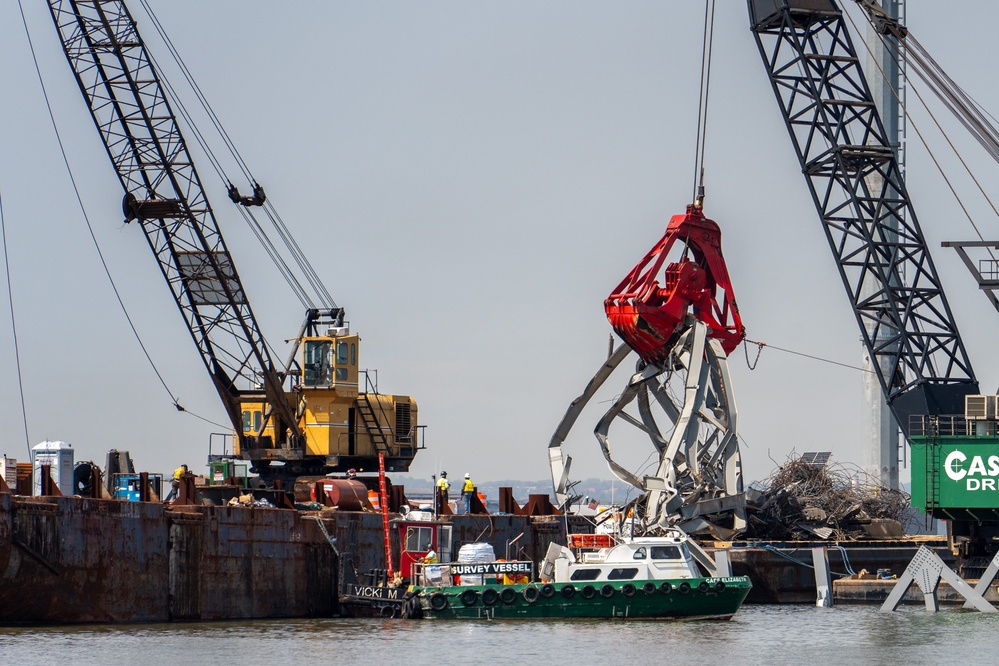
[165,464,188,502]
[437,471,451,504]
[462,473,475,514]
[421,549,438,564]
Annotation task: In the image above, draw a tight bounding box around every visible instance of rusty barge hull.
[0,494,561,625]
[0,494,337,624]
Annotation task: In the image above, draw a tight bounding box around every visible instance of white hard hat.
[464,473,470,478]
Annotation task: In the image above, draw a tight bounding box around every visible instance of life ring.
[698,581,710,593]
[678,582,691,595]
[460,589,479,607]
[642,582,657,595]
[621,583,636,598]
[429,593,449,611]
[522,585,541,603]
[481,587,499,606]
[659,581,673,594]
[599,584,615,598]
[499,587,518,604]
[561,584,576,599]
[581,585,596,599]
[540,584,555,599]
[714,580,726,593]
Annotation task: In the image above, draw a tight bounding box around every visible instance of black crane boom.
[747,0,979,432]
[48,0,301,442]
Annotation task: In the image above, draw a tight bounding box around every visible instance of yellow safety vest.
[438,478,450,491]
[463,479,474,493]
[173,466,186,481]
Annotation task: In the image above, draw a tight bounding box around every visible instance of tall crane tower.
[48,0,420,483]
[860,0,903,490]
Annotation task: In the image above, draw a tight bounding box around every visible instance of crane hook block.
[228,182,267,207]
[604,204,744,364]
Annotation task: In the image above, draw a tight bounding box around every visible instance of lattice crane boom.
[747,0,979,432]
[48,0,301,443]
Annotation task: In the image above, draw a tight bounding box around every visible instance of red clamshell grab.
[605,205,744,364]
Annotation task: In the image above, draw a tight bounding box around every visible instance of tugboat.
[409,529,751,620]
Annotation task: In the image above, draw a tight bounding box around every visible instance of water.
[1,605,997,665]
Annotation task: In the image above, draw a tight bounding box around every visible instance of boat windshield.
[650,545,682,560]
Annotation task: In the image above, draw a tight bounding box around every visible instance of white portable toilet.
[0,456,16,489]
[31,441,74,496]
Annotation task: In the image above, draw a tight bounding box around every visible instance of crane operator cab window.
[303,340,333,388]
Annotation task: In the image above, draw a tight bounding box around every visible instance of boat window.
[607,568,639,580]
[633,547,647,560]
[569,569,601,581]
[405,526,434,553]
[651,545,682,560]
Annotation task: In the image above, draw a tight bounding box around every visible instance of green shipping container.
[911,434,999,522]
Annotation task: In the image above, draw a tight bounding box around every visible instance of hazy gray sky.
[1,1,998,488]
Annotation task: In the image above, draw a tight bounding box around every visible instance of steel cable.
[846,7,999,263]
[136,0,338,312]
[0,192,32,458]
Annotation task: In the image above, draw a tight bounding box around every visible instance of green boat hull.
[413,576,751,620]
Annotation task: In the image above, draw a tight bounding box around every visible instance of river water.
[1,605,996,665]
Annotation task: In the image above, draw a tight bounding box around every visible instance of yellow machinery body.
[235,330,419,477]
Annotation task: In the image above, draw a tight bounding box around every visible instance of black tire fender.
[715,580,726,593]
[642,582,657,595]
[698,581,710,593]
[460,589,479,607]
[540,584,555,599]
[481,587,499,606]
[499,587,517,605]
[659,581,673,594]
[522,585,541,603]
[678,582,691,595]
[621,583,636,598]
[561,584,576,599]
[581,585,596,599]
[599,584,615,598]
[429,593,448,611]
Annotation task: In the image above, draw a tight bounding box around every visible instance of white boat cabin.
[547,532,700,584]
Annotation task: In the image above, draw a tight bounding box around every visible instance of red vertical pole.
[378,453,394,578]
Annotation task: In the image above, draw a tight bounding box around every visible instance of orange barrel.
[325,480,371,510]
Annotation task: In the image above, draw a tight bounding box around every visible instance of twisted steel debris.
[744,454,915,541]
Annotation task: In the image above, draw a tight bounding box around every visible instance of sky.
[1,1,999,489]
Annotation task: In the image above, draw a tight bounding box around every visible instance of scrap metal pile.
[743,454,915,541]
